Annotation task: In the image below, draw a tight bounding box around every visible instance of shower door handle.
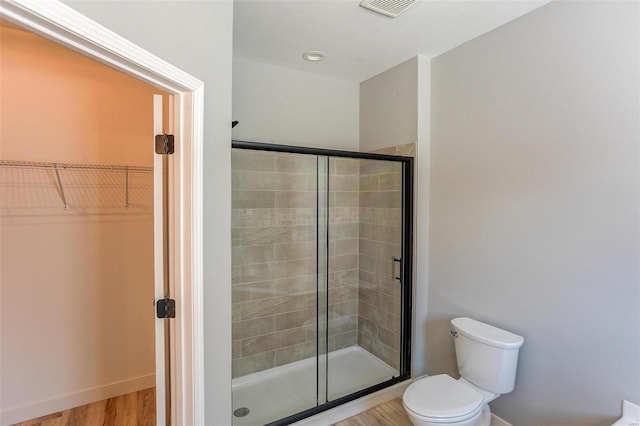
[392,257,402,282]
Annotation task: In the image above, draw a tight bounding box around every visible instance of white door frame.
[0,1,205,424]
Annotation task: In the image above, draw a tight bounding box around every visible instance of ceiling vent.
[359,0,416,18]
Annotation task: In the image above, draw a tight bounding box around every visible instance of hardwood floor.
[12,388,155,426]
[334,398,412,426]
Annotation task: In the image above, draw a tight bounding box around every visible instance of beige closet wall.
[0,22,158,165]
[0,22,163,425]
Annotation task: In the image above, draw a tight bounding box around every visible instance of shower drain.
[234,407,250,418]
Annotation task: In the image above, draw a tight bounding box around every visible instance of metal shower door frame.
[231,140,413,426]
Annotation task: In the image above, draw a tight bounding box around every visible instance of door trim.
[0,1,205,424]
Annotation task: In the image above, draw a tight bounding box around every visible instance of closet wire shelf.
[0,160,153,214]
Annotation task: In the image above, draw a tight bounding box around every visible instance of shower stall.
[231,141,413,425]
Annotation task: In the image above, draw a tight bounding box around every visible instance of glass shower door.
[231,149,322,425]
[231,142,413,425]
[326,158,404,401]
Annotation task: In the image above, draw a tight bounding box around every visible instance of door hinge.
[156,298,176,319]
[155,134,175,155]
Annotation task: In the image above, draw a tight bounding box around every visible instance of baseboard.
[491,413,514,426]
[0,373,155,426]
[612,399,640,426]
[292,380,412,425]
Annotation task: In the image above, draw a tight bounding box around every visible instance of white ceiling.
[233,0,551,82]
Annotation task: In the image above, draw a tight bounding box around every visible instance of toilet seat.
[403,375,484,422]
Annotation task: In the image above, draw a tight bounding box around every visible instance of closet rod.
[0,159,153,172]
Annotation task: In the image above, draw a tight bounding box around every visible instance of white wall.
[428,1,639,425]
[0,24,156,425]
[360,57,418,152]
[232,57,359,150]
[359,56,431,378]
[63,1,234,424]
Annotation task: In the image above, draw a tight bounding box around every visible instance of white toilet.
[403,317,524,426]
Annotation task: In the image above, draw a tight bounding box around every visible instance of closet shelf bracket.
[125,166,130,208]
[54,163,69,209]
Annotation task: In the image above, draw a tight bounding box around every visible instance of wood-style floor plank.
[136,388,156,426]
[18,391,409,426]
[333,398,412,426]
[12,388,155,426]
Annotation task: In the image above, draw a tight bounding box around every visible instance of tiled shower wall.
[357,159,402,371]
[358,143,415,371]
[231,145,413,378]
[231,150,359,378]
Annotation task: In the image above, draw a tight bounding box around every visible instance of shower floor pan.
[232,345,398,426]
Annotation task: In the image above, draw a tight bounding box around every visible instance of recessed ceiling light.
[302,51,327,62]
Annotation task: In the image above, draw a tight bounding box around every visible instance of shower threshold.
[232,346,398,426]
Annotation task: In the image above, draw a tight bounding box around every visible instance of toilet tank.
[451,317,524,394]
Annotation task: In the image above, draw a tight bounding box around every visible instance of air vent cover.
[359,0,416,18]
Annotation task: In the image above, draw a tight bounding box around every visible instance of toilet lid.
[404,374,484,419]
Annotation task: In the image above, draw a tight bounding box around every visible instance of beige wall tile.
[360,224,401,244]
[332,331,358,350]
[359,175,378,192]
[232,316,276,340]
[378,325,400,351]
[273,276,316,295]
[232,244,275,266]
[330,174,359,191]
[359,300,380,323]
[239,262,277,284]
[360,159,400,175]
[232,171,242,190]
[380,293,400,317]
[275,191,316,208]
[333,269,358,286]
[331,238,358,255]
[359,270,378,286]
[239,171,314,191]
[359,238,382,258]
[378,173,401,191]
[276,153,316,172]
[331,158,359,175]
[359,190,402,208]
[232,190,275,208]
[370,147,396,155]
[328,285,358,304]
[238,225,314,246]
[379,311,401,333]
[333,191,359,207]
[240,327,307,357]
[358,286,379,307]
[232,280,279,303]
[275,308,316,331]
[331,299,357,317]
[237,171,278,191]
[307,315,357,339]
[232,149,276,172]
[328,253,357,272]
[232,351,275,378]
[232,340,242,359]
[239,294,308,321]
[329,223,358,240]
[395,142,416,157]
[275,341,316,366]
[274,241,315,261]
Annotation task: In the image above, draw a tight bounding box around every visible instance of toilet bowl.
[403,374,489,426]
[402,318,524,426]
